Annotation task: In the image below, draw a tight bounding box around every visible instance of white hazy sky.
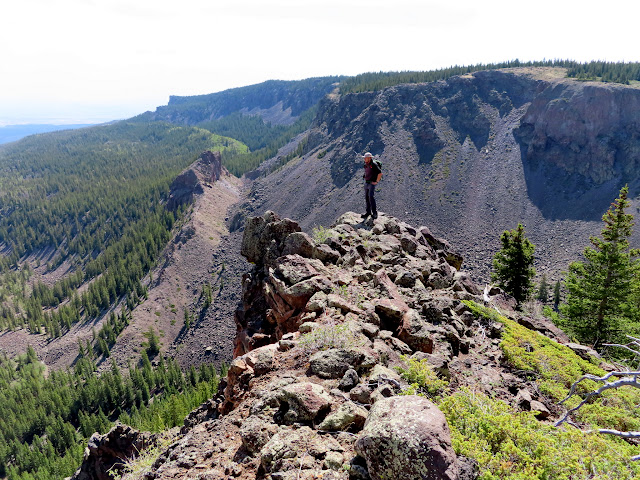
[2,0,639,125]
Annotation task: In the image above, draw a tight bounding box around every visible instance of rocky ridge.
[105,150,243,372]
[72,210,607,480]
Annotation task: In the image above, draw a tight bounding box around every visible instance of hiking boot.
[372,212,378,219]
[361,212,371,219]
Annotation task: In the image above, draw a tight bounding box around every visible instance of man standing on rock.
[362,152,382,220]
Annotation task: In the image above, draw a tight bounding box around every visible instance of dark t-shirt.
[364,161,381,182]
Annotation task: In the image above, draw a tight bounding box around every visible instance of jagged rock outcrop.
[167,168,203,211]
[233,211,469,362]
[167,150,225,210]
[69,424,157,480]
[199,150,223,182]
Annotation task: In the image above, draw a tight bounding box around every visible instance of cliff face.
[140,77,342,126]
[515,80,640,184]
[234,69,640,282]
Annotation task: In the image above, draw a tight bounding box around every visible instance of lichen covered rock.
[355,395,458,480]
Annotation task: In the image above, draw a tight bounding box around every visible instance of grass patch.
[298,318,365,354]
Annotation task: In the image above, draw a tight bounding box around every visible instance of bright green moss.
[464,301,606,396]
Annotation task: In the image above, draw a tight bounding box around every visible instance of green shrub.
[311,225,333,244]
[439,388,640,480]
[462,300,640,436]
[298,319,364,353]
[396,355,448,397]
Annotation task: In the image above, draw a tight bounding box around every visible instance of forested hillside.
[0,121,246,344]
[136,77,342,177]
[0,345,224,480]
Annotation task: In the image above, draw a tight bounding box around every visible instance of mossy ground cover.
[433,300,640,479]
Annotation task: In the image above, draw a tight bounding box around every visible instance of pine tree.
[560,186,640,348]
[537,274,549,303]
[491,223,536,308]
[144,327,160,357]
[553,280,561,311]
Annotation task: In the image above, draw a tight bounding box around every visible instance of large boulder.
[278,382,333,424]
[565,342,601,361]
[309,348,365,379]
[318,401,368,432]
[518,316,572,344]
[282,231,316,258]
[397,309,438,354]
[355,395,458,480]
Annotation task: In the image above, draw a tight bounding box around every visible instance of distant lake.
[0,124,94,144]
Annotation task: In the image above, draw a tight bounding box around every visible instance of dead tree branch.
[555,337,640,458]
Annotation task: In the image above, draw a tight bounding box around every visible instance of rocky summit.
[71,210,610,480]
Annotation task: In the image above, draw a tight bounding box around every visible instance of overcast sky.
[2,0,639,125]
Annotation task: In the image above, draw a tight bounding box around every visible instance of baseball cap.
[363,152,373,159]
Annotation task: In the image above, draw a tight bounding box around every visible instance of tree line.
[566,61,640,84]
[339,60,640,94]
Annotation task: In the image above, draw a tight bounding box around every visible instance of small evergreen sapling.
[537,274,549,303]
[553,280,561,311]
[491,223,536,309]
